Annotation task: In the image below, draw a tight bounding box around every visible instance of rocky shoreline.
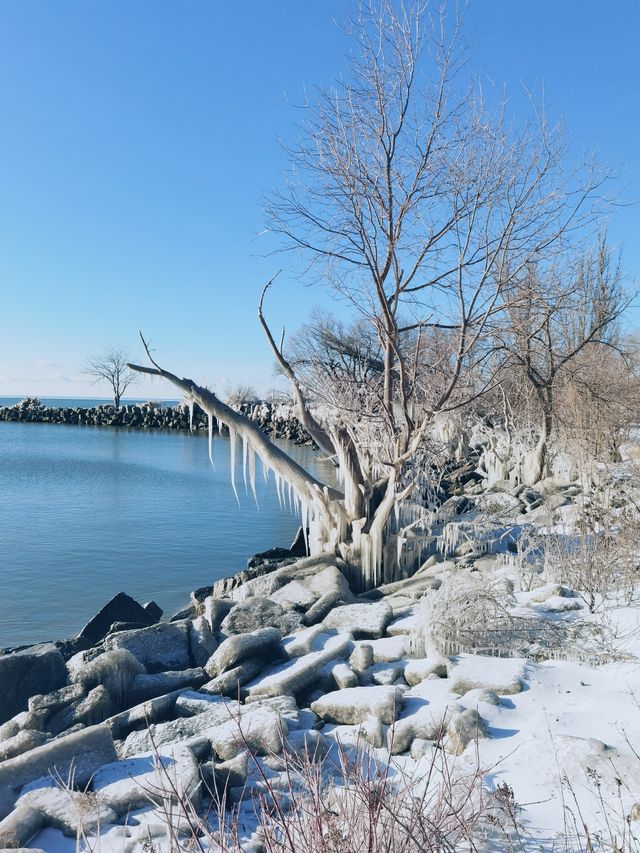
[0,397,313,445]
[1,475,639,850]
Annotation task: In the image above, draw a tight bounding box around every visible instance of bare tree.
[85,347,136,407]
[492,237,630,483]
[129,1,618,590]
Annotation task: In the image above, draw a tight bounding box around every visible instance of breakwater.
[0,397,311,444]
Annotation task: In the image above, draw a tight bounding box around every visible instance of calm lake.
[0,410,335,648]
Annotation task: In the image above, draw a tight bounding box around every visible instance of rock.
[28,684,85,716]
[289,526,308,557]
[283,624,326,658]
[329,662,359,689]
[207,750,249,795]
[404,656,450,686]
[357,635,422,663]
[170,603,197,622]
[92,744,201,815]
[0,720,19,742]
[410,738,434,759]
[221,598,304,636]
[386,607,424,636]
[282,729,331,763]
[0,724,117,794]
[445,708,488,755]
[106,621,191,672]
[0,644,68,725]
[450,656,525,696]
[269,580,319,611]
[247,547,296,569]
[369,662,405,686]
[47,685,116,735]
[104,689,184,740]
[120,701,241,757]
[0,730,48,762]
[15,784,118,836]
[211,704,286,760]
[311,686,402,725]
[188,616,218,667]
[243,633,353,701]
[323,602,393,639]
[0,806,44,849]
[537,596,582,613]
[459,688,502,707]
[143,600,163,622]
[387,699,463,754]
[326,714,384,748]
[201,659,267,698]
[70,648,145,708]
[303,591,342,626]
[128,669,208,704]
[207,627,283,676]
[202,596,234,632]
[77,592,157,646]
[349,643,374,672]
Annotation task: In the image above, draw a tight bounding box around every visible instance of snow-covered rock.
[404,655,450,686]
[323,602,393,639]
[15,784,118,836]
[311,685,402,725]
[106,622,191,672]
[387,698,463,754]
[221,597,304,635]
[445,707,488,754]
[450,655,526,696]
[188,615,218,667]
[207,627,283,676]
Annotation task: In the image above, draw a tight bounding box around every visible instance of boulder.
[106,621,191,672]
[47,685,116,735]
[203,596,234,632]
[269,580,319,611]
[368,662,405,686]
[282,624,326,658]
[70,648,145,708]
[311,686,402,725]
[0,730,48,762]
[243,633,353,701]
[28,684,85,716]
[445,708,489,755]
[104,689,185,740]
[329,662,359,689]
[0,806,44,849]
[322,602,393,639]
[201,659,267,698]
[128,669,208,704]
[189,616,218,667]
[210,704,286,760]
[92,744,201,815]
[15,784,118,836]
[221,598,304,636]
[77,591,157,646]
[0,645,68,725]
[207,627,283,676]
[303,591,342,626]
[404,656,450,686]
[0,724,117,794]
[387,699,463,754]
[450,656,526,696]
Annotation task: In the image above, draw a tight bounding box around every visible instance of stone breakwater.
[0,398,312,444]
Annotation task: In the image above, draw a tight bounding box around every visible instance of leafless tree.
[129,1,619,589]
[492,237,631,482]
[85,347,136,407]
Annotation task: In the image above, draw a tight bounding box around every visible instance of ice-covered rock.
[15,784,118,836]
[70,648,144,709]
[0,644,68,725]
[404,655,450,686]
[120,701,240,756]
[203,596,234,632]
[207,627,283,676]
[106,621,191,672]
[445,708,489,755]
[243,633,353,701]
[48,685,116,735]
[325,714,384,748]
[387,698,463,754]
[221,597,304,635]
[323,602,393,639]
[311,685,402,725]
[201,659,267,697]
[368,662,405,685]
[188,615,218,667]
[329,662,359,689]
[0,724,117,794]
[93,744,201,815]
[450,656,526,696]
[128,668,208,704]
[386,606,423,636]
[282,624,326,658]
[0,730,48,762]
[269,580,319,611]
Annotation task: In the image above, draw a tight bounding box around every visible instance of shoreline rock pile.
[0,398,312,444]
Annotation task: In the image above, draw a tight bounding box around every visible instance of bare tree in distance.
[129,1,622,590]
[493,237,631,483]
[85,347,137,408]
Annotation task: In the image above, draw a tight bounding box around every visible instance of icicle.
[301,497,309,555]
[188,398,194,433]
[207,412,215,469]
[242,435,248,491]
[248,447,258,508]
[275,471,283,510]
[229,427,239,505]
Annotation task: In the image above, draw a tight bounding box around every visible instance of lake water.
[0,414,335,649]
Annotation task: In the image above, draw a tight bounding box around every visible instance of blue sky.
[0,1,638,399]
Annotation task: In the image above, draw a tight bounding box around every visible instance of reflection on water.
[0,421,336,648]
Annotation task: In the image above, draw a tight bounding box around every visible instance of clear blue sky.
[0,1,638,399]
